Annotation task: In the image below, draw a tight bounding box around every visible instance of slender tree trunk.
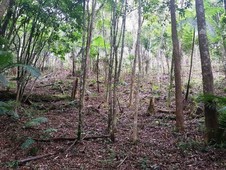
[129,59,136,106]
[185,28,195,101]
[96,52,100,93]
[170,0,184,131]
[72,48,83,77]
[133,0,142,143]
[195,0,218,142]
[85,0,96,78]
[72,51,76,76]
[77,1,87,140]
[0,0,14,37]
[109,0,122,142]
[222,0,226,77]
[117,0,127,79]
[167,56,174,108]
[107,0,126,142]
[101,10,110,101]
[107,0,116,134]
[129,11,143,107]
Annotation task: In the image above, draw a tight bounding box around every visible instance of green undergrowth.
[177,139,205,152]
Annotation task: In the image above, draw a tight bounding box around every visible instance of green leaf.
[25,117,48,128]
[91,36,110,48]
[21,137,35,149]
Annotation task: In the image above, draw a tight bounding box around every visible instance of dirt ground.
[0,70,226,170]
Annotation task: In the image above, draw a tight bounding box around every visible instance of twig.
[65,135,88,153]
[59,84,65,94]
[117,155,128,168]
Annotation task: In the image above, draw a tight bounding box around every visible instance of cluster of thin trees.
[0,0,224,143]
[77,0,220,143]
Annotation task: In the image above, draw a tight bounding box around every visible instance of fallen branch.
[157,109,175,113]
[155,115,176,120]
[65,139,79,153]
[157,109,190,114]
[34,135,110,142]
[117,155,128,168]
[34,137,77,142]
[36,84,54,88]
[17,152,55,165]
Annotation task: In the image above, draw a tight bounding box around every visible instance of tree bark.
[195,0,218,142]
[170,0,184,131]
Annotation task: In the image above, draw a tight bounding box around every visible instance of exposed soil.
[0,70,226,170]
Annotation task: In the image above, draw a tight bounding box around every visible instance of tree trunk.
[72,51,76,76]
[185,28,195,101]
[107,0,127,142]
[170,0,184,131]
[72,48,83,76]
[195,0,218,142]
[222,0,226,77]
[85,0,96,78]
[0,0,9,18]
[132,0,142,143]
[117,0,127,79]
[77,0,87,140]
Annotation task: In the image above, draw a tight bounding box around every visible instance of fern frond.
[20,137,35,149]
[25,117,48,128]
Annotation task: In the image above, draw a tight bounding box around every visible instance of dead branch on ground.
[34,135,110,142]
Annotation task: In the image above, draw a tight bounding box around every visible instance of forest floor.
[0,70,226,170]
